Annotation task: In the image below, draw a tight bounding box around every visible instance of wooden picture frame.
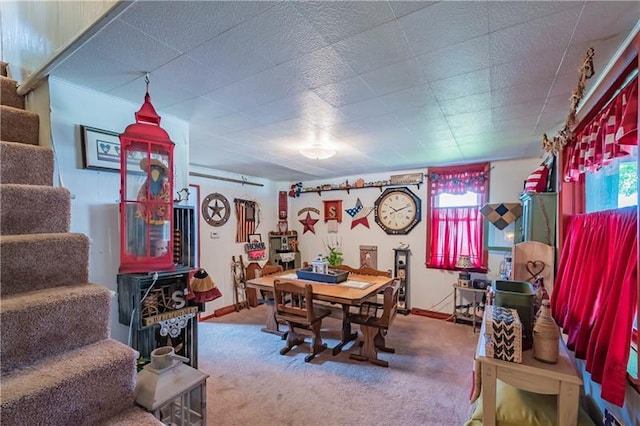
[323,200,342,223]
[80,125,121,172]
[248,233,262,244]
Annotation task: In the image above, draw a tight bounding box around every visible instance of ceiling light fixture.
[299,143,336,160]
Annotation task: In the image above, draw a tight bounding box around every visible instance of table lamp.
[455,255,474,288]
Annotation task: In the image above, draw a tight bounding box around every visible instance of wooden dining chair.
[349,282,400,367]
[274,279,331,362]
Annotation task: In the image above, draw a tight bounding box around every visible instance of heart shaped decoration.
[99,143,111,154]
[526,260,545,278]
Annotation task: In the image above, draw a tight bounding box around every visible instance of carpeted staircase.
[0,62,162,425]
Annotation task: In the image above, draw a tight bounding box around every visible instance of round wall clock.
[374,187,422,235]
[201,192,230,227]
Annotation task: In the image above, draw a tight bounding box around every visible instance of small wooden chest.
[484,305,523,363]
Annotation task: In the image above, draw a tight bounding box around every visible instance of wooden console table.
[476,318,582,426]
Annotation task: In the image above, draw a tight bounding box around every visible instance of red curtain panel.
[551,206,637,406]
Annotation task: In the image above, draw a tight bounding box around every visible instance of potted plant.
[324,244,343,267]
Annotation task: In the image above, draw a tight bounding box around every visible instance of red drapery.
[551,206,638,406]
[428,207,484,269]
[426,163,489,270]
[564,76,638,182]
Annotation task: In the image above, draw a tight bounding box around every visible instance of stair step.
[0,105,39,145]
[1,339,138,426]
[1,76,25,109]
[1,284,111,373]
[1,141,53,185]
[1,233,89,297]
[1,184,70,235]
[101,407,164,425]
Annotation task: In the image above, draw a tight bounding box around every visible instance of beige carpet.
[200,306,479,425]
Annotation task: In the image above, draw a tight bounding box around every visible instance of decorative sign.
[345,198,374,229]
[297,207,320,234]
[360,245,378,269]
[390,173,424,185]
[323,200,342,223]
[278,191,288,219]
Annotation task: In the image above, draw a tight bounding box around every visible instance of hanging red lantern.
[119,76,175,273]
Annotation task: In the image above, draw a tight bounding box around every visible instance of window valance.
[564,76,637,182]
[427,163,489,195]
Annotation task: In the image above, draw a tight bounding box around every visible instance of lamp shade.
[455,255,474,270]
[299,143,336,160]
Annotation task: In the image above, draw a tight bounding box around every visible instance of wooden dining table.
[246,271,395,355]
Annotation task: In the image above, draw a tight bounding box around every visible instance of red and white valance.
[564,76,637,182]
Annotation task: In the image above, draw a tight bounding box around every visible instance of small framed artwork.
[247,233,262,244]
[81,125,121,172]
[323,200,342,223]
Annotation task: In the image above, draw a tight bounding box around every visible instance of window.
[585,148,638,213]
[426,163,489,271]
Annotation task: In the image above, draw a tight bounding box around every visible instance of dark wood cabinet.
[393,248,410,314]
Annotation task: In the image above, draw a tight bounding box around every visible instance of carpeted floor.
[200,305,479,425]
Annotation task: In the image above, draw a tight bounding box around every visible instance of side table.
[476,318,582,426]
[452,284,485,332]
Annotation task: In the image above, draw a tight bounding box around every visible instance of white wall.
[287,158,542,314]
[48,77,189,343]
[0,0,116,82]
[189,167,278,318]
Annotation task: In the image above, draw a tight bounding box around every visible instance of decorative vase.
[533,300,560,363]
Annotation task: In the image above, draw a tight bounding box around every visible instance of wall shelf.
[299,182,422,196]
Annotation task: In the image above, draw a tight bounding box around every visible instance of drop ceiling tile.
[430,69,491,102]
[89,19,182,71]
[490,51,561,91]
[571,1,640,45]
[203,62,307,111]
[491,99,546,123]
[447,110,494,138]
[110,75,195,108]
[439,92,492,117]
[399,1,489,56]
[52,53,139,93]
[185,26,274,89]
[389,1,438,19]
[336,97,395,123]
[488,1,581,32]
[163,96,238,123]
[360,58,426,96]
[332,20,415,74]
[232,2,328,65]
[204,112,261,136]
[345,113,407,137]
[313,76,377,107]
[119,1,277,52]
[148,55,223,97]
[416,35,491,82]
[398,110,451,136]
[292,1,396,44]
[490,7,581,65]
[288,46,357,90]
[491,82,549,108]
[380,86,439,114]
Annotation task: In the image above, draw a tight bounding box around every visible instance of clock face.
[374,187,421,235]
[202,192,230,227]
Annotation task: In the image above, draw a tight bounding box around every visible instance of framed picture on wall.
[80,125,121,172]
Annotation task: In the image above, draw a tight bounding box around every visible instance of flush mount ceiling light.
[299,143,336,160]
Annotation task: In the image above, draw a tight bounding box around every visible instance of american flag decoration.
[234,199,258,243]
[345,198,374,229]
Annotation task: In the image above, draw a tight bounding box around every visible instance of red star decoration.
[299,212,319,234]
